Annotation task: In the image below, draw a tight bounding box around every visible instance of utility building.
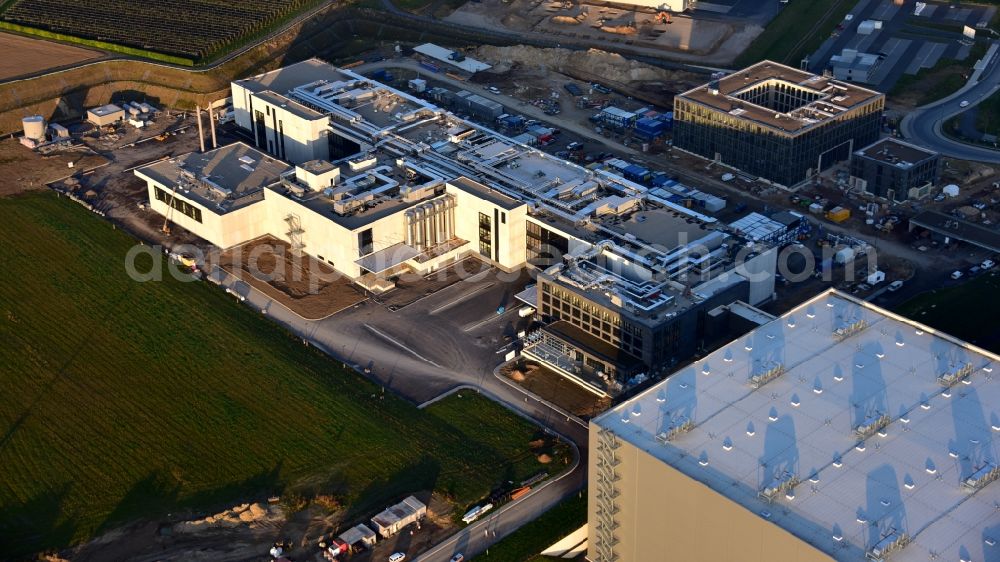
[849,138,940,201]
[370,496,426,538]
[589,288,1000,562]
[673,61,884,189]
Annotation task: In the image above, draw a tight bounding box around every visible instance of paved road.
[213,263,588,561]
[900,41,1000,163]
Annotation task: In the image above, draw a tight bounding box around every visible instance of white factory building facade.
[137,58,789,379]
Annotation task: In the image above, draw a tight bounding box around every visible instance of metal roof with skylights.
[594,288,1000,562]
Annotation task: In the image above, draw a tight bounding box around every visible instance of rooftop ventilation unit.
[833,319,868,341]
[749,363,785,389]
[962,463,1000,491]
[866,529,909,561]
[854,412,889,439]
[758,471,798,502]
[938,362,974,387]
[656,415,693,443]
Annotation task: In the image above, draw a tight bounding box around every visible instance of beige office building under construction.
[589,289,1000,562]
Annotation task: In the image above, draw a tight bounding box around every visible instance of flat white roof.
[729,212,786,242]
[595,289,1000,562]
[413,43,491,73]
[89,104,124,116]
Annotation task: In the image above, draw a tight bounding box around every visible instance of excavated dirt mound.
[474,45,686,84]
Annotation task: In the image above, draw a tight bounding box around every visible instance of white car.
[887,280,904,292]
[487,86,501,95]
[951,270,964,280]
[960,100,970,108]
[982,259,995,270]
[450,555,465,562]
[389,553,406,562]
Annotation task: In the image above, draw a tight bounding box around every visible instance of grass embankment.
[896,273,1000,352]
[976,90,1000,135]
[476,493,587,562]
[735,0,854,67]
[890,42,988,107]
[0,192,562,558]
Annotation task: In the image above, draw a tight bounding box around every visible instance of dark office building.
[673,60,885,188]
[534,272,748,380]
[849,137,940,201]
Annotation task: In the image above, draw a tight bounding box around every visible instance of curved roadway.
[214,266,588,562]
[901,41,1000,163]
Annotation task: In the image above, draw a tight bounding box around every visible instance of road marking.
[363,323,443,368]
[463,307,517,332]
[430,282,495,315]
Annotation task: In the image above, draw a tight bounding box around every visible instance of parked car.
[389,553,406,562]
[982,259,995,269]
[450,555,465,562]
[969,266,982,275]
[951,270,964,280]
[887,280,904,292]
[487,86,501,95]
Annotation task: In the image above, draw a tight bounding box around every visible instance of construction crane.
[655,11,673,24]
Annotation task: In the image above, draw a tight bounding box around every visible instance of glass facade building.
[673,61,885,188]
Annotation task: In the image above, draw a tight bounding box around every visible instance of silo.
[22,115,46,141]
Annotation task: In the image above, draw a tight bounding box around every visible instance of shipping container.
[635,117,666,139]
[826,206,850,223]
[623,164,651,183]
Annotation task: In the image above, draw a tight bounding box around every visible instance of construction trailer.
[337,523,377,550]
[370,496,427,538]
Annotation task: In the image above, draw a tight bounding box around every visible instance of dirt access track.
[0,32,102,81]
[220,236,366,320]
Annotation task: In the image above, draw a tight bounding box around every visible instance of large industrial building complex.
[589,288,1000,562]
[137,58,795,393]
[672,61,885,189]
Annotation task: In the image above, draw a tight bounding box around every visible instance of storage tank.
[22,115,46,141]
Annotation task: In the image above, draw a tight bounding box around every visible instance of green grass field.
[476,492,586,562]
[897,273,1000,353]
[976,90,1000,136]
[735,0,854,67]
[0,192,562,557]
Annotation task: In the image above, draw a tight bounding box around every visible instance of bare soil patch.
[221,236,365,319]
[0,32,101,81]
[0,137,107,197]
[502,361,610,419]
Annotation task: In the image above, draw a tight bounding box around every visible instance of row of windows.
[154,187,202,223]
[478,212,492,259]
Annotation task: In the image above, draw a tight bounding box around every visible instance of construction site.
[443,0,767,64]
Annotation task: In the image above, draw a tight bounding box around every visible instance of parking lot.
[808,0,995,92]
